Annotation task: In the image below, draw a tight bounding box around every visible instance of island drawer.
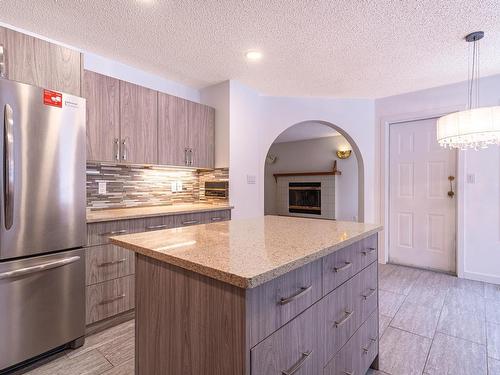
[323,310,378,375]
[359,234,378,269]
[321,262,378,365]
[87,218,147,246]
[247,259,323,347]
[322,241,362,295]
[173,209,231,227]
[86,274,135,325]
[356,261,378,323]
[86,244,135,285]
[250,304,321,375]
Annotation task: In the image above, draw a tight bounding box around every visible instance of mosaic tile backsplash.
[87,163,229,210]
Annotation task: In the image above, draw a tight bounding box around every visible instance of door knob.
[448,176,455,198]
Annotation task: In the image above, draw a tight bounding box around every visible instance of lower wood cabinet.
[85,208,232,326]
[86,274,135,325]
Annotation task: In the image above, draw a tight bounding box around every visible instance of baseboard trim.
[462,270,500,285]
[85,309,135,336]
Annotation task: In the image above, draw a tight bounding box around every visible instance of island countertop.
[110,215,382,288]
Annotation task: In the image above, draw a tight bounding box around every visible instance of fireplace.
[288,182,321,215]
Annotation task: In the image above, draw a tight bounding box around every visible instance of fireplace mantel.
[273,169,341,182]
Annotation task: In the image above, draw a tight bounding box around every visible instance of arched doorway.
[264,120,365,221]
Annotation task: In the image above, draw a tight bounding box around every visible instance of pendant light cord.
[468,37,481,110]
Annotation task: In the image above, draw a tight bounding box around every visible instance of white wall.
[265,136,358,221]
[259,96,376,222]
[376,74,500,283]
[200,81,230,168]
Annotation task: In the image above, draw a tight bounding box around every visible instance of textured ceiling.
[274,122,339,143]
[1,0,499,98]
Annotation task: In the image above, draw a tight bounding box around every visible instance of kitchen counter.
[110,215,382,288]
[86,203,233,223]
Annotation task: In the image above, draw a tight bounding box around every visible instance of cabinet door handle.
[334,262,352,273]
[362,288,376,300]
[0,45,5,78]
[146,224,169,231]
[121,139,127,161]
[211,217,223,222]
[361,247,376,256]
[281,350,312,375]
[362,338,377,354]
[100,229,128,237]
[181,220,198,226]
[114,138,119,160]
[343,371,355,375]
[98,258,127,267]
[334,310,353,327]
[279,285,312,305]
[98,294,126,305]
[189,148,193,166]
[184,148,188,166]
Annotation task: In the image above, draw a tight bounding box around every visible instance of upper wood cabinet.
[0,26,81,96]
[158,92,188,166]
[188,101,215,169]
[83,71,120,162]
[120,81,158,164]
[158,94,215,169]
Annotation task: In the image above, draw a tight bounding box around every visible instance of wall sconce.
[336,149,352,159]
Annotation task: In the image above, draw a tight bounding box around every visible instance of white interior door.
[389,118,456,272]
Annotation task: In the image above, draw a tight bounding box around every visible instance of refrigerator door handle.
[4,104,14,230]
[0,256,81,280]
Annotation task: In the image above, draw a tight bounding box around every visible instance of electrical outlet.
[98,182,107,195]
[467,174,476,184]
[171,181,177,193]
[176,181,183,191]
[247,175,256,184]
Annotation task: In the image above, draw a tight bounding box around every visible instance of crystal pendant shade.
[436,31,500,150]
[437,106,500,150]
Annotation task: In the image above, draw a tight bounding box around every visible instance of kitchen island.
[111,215,382,375]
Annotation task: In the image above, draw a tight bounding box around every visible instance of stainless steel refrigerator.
[0,79,86,372]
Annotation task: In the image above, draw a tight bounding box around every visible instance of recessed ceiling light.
[245,50,262,61]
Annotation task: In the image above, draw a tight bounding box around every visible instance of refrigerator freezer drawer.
[0,248,85,371]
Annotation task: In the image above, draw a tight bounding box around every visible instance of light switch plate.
[98,181,107,195]
[247,175,256,184]
[176,181,183,191]
[467,174,475,184]
[171,181,177,192]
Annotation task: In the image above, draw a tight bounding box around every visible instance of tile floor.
[20,263,500,375]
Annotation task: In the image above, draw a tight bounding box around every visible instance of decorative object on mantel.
[437,31,500,150]
[273,161,341,182]
[336,149,352,159]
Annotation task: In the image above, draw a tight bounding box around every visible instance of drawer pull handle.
[343,371,355,375]
[211,217,222,221]
[99,294,126,305]
[362,338,377,354]
[182,220,198,226]
[279,286,312,305]
[334,262,352,273]
[100,229,128,237]
[146,224,169,231]
[98,258,127,267]
[361,247,376,256]
[281,350,312,375]
[362,288,377,300]
[334,310,353,327]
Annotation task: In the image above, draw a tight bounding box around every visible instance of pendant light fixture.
[437,31,500,150]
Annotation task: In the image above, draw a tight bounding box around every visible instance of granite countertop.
[86,203,233,223]
[110,215,382,289]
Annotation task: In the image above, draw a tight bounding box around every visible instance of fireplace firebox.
[288,182,321,215]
